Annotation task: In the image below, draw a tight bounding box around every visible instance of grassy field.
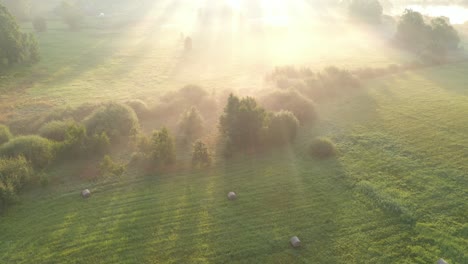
[1,63,467,263]
[0,8,467,264]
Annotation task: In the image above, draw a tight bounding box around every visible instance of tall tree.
[0,3,39,70]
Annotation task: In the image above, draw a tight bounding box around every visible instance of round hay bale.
[81,189,91,198]
[290,236,301,248]
[227,191,237,200]
[437,259,448,264]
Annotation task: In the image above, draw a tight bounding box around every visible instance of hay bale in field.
[227,192,237,200]
[81,189,91,198]
[437,259,448,264]
[290,236,301,248]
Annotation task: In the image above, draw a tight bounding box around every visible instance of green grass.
[1,63,467,263]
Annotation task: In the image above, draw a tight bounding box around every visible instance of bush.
[84,102,140,142]
[99,155,126,178]
[126,99,149,119]
[38,120,75,141]
[192,140,212,167]
[268,111,300,145]
[0,125,13,145]
[178,107,204,144]
[261,90,317,124]
[32,17,47,32]
[309,137,337,159]
[0,136,56,168]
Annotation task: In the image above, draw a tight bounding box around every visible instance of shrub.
[38,120,75,141]
[261,90,317,124]
[84,102,139,142]
[126,99,149,119]
[99,155,126,178]
[32,17,47,32]
[309,137,337,159]
[178,107,204,144]
[0,125,13,145]
[268,111,300,145]
[0,136,56,168]
[192,140,211,167]
[0,182,17,212]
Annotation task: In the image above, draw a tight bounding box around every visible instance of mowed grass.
[0,62,467,263]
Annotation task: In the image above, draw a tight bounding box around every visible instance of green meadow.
[0,3,467,264]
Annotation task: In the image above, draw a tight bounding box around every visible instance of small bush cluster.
[309,137,337,159]
[0,156,33,212]
[99,155,126,178]
[84,102,140,142]
[0,125,13,146]
[192,140,211,168]
[0,136,56,169]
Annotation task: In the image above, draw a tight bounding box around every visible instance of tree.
[150,128,176,166]
[219,94,267,150]
[395,9,460,58]
[32,17,47,32]
[1,0,30,21]
[268,111,300,145]
[178,107,204,144]
[57,1,84,30]
[428,17,460,53]
[348,0,383,23]
[0,3,39,69]
[395,9,431,51]
[192,140,211,168]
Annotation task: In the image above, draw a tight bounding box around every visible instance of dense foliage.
[261,90,316,124]
[0,3,39,70]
